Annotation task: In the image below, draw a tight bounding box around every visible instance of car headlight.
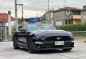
[71,37,74,40]
[67,31,73,37]
[34,35,46,39]
[70,37,74,42]
[32,35,44,42]
[32,35,39,39]
[35,35,40,38]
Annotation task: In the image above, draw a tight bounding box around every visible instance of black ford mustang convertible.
[13,23,74,53]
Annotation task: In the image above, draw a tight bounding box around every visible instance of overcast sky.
[0,0,86,18]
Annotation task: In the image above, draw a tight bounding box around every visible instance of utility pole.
[64,0,66,7]
[8,11,12,40]
[15,0,18,31]
[50,6,56,25]
[47,0,50,24]
[22,4,23,21]
[15,0,24,31]
[17,4,23,22]
[48,0,50,11]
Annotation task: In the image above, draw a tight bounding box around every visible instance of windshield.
[26,23,57,31]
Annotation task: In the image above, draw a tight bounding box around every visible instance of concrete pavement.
[0,40,86,59]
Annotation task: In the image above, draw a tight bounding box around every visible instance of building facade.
[81,6,86,23]
[44,7,82,26]
[0,13,15,41]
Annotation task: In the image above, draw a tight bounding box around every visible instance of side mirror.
[20,28,26,32]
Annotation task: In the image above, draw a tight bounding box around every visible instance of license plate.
[55,41,64,45]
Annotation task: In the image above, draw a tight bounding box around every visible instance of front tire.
[13,37,20,49]
[27,38,35,53]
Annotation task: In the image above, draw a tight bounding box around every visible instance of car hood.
[30,30,73,37]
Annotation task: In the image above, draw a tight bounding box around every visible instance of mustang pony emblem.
[56,37,61,40]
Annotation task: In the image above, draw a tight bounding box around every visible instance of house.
[81,6,86,23]
[40,11,54,24]
[0,13,15,41]
[44,7,82,25]
[54,7,82,25]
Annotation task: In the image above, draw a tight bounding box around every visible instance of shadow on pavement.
[19,48,72,54]
[33,50,72,54]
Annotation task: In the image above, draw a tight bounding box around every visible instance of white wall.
[56,21,63,26]
[53,11,73,25]
[81,11,86,23]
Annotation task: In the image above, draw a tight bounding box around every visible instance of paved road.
[74,36,86,39]
[0,40,86,59]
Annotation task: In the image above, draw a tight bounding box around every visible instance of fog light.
[35,42,43,44]
[72,41,74,42]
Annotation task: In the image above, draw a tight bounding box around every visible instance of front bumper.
[33,41,74,50]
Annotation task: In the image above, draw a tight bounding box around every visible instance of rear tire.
[13,37,20,49]
[63,48,72,51]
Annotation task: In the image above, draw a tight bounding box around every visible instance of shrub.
[57,23,86,31]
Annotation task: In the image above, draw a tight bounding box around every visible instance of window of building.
[72,10,81,15]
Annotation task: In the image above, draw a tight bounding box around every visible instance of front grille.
[45,36,71,41]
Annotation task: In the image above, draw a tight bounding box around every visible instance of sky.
[0,0,86,18]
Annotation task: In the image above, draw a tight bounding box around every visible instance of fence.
[71,31,86,36]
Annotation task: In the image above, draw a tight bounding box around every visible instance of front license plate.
[55,41,64,45]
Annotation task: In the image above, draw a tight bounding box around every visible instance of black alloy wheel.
[13,37,20,49]
[27,37,36,53]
